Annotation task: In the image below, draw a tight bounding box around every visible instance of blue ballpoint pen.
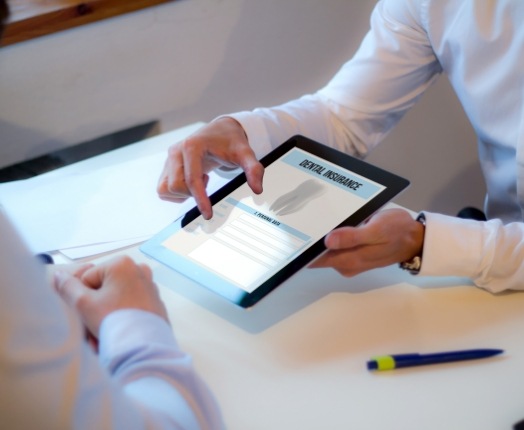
[367,348,504,371]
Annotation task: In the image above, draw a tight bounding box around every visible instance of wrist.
[213,115,248,139]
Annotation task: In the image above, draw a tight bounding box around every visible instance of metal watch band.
[398,213,426,275]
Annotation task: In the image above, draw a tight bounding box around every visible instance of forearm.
[420,212,524,293]
[99,310,223,430]
[1,310,222,430]
[228,0,441,162]
[226,93,359,158]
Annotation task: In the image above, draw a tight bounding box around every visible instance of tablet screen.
[141,135,409,307]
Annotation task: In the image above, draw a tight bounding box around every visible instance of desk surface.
[113,246,524,430]
[55,124,524,429]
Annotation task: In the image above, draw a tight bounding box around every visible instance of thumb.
[324,226,365,250]
[54,270,90,309]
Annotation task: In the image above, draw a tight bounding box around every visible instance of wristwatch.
[398,213,426,274]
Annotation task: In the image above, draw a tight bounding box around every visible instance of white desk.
[100,247,523,430]
[42,125,524,429]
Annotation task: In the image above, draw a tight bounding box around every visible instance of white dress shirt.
[0,211,224,429]
[228,0,524,292]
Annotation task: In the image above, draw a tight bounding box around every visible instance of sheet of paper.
[58,235,151,259]
[0,151,228,255]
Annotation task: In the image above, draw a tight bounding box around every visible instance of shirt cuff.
[98,309,181,369]
[419,212,484,280]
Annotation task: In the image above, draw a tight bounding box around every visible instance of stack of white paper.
[0,123,228,259]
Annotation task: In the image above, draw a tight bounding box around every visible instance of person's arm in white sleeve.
[309,207,524,293]
[229,0,442,159]
[0,211,223,430]
[157,0,441,216]
[96,309,223,430]
[420,212,524,293]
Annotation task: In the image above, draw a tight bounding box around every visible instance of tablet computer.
[140,135,409,308]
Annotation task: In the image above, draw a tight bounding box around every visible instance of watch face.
[399,255,421,274]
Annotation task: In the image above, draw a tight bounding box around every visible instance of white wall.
[0,0,484,215]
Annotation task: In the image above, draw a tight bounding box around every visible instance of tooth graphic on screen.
[270,179,326,216]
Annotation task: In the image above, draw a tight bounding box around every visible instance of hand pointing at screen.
[157,117,265,220]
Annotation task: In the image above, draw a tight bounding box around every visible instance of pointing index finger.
[183,148,213,219]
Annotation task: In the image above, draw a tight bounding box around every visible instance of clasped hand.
[51,256,168,341]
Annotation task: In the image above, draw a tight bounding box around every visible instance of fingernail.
[54,270,69,286]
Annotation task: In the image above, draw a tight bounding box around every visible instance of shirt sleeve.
[420,212,524,293]
[98,309,224,430]
[228,0,441,159]
[0,211,224,430]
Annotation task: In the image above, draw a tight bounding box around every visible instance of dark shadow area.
[0,121,159,182]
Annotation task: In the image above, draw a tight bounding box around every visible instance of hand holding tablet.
[141,135,409,308]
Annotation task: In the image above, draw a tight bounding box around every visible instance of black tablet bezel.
[141,135,409,308]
